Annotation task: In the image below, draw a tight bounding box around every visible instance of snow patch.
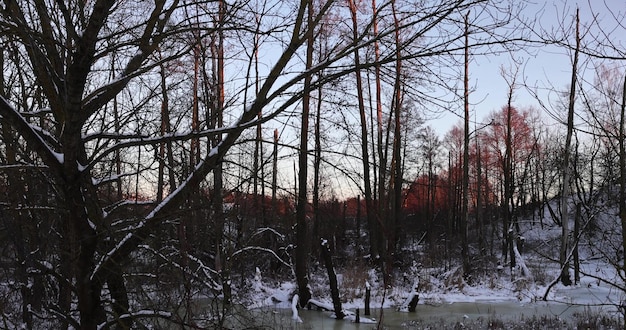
[291,294,302,323]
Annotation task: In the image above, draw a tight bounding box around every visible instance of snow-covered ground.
[239,257,623,329]
[238,208,625,328]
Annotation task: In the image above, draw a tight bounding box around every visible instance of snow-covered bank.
[240,261,623,329]
[235,193,626,329]
[246,268,622,310]
[240,244,624,328]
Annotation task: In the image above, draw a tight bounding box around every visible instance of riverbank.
[241,255,624,329]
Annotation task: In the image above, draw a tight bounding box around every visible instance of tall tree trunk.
[348,0,377,264]
[500,63,519,272]
[157,61,169,204]
[272,129,279,221]
[253,13,264,227]
[618,61,626,298]
[313,17,328,254]
[388,0,403,281]
[63,131,105,329]
[312,79,322,256]
[429,167,437,246]
[321,239,345,319]
[505,112,515,272]
[372,0,385,261]
[295,0,314,308]
[461,11,471,278]
[157,57,177,202]
[215,0,229,305]
[476,135,485,256]
[559,8,579,286]
[573,203,581,284]
[191,36,200,167]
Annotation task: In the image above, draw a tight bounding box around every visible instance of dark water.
[240,301,612,329]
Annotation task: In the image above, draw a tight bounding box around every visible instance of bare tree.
[348,0,378,265]
[461,10,471,279]
[0,0,528,327]
[294,0,315,308]
[388,0,404,281]
[558,7,579,286]
[619,67,626,314]
[502,64,519,273]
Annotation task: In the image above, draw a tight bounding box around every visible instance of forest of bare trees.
[1,0,626,328]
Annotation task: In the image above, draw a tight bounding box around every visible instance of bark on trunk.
[461,11,471,278]
[295,0,315,308]
[372,0,384,262]
[619,57,626,300]
[560,8,579,286]
[321,239,344,319]
[388,0,404,282]
[573,203,581,285]
[348,0,377,267]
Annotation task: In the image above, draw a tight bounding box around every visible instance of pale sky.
[431,0,626,137]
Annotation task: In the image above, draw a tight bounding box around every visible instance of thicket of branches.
[0,0,625,328]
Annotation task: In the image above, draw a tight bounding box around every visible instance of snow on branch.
[90,8,311,283]
[0,96,64,171]
[137,244,222,291]
[97,310,173,330]
[90,158,207,280]
[230,246,292,269]
[84,128,233,172]
[251,227,286,241]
